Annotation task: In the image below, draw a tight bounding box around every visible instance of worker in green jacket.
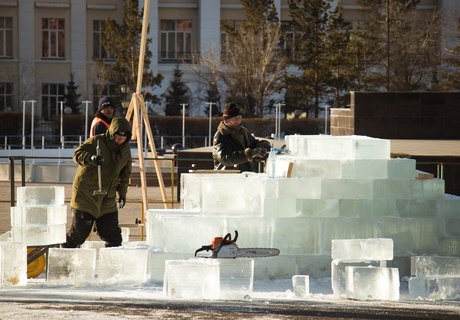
[62,117,132,248]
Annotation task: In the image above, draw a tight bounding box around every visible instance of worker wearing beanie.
[90,96,115,137]
[63,117,132,248]
[213,102,271,172]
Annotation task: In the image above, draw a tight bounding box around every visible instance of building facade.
[0,0,458,120]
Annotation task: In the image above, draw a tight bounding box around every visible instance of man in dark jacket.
[90,96,115,137]
[213,103,271,172]
[62,117,132,248]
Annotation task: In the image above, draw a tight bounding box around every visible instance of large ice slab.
[321,178,445,200]
[147,210,225,253]
[0,241,27,286]
[264,177,322,199]
[331,238,393,261]
[164,258,254,300]
[273,218,323,254]
[285,135,391,160]
[11,224,66,246]
[411,256,460,277]
[147,249,190,283]
[345,266,400,301]
[217,258,254,299]
[98,247,149,285]
[181,173,264,216]
[10,205,67,226]
[47,248,96,285]
[164,259,220,299]
[16,186,65,207]
[409,276,460,300]
[283,158,416,180]
[331,260,383,297]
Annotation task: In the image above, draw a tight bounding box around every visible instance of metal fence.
[0,135,212,151]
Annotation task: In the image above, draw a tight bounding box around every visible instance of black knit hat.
[96,96,114,115]
[223,103,242,119]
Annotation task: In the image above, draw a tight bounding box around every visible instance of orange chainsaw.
[194,230,280,259]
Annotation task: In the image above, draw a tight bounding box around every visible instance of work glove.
[118,196,126,209]
[244,147,267,161]
[90,155,104,166]
[257,140,272,152]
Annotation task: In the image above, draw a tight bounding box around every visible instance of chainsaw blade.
[236,248,280,258]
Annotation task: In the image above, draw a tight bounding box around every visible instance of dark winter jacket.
[90,113,112,137]
[213,121,266,172]
[71,117,132,218]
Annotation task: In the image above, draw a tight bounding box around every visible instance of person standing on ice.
[90,96,115,137]
[213,102,271,172]
[62,117,132,248]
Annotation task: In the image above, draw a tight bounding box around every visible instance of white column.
[274,0,281,20]
[199,0,220,58]
[71,0,88,102]
[18,0,36,102]
[440,0,460,53]
[142,0,159,74]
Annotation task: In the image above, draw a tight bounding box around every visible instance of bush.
[59,115,89,135]
[1,113,324,142]
[149,116,324,138]
[0,112,31,135]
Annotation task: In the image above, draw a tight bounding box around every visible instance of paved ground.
[0,291,459,320]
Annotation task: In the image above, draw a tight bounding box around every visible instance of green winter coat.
[71,117,132,218]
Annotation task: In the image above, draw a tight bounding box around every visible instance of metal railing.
[2,155,178,207]
[0,135,213,150]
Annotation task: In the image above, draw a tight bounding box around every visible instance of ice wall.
[147,135,459,281]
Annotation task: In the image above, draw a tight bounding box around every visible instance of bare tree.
[357,0,441,91]
[198,20,286,117]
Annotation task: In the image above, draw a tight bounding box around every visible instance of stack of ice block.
[331,238,399,301]
[11,186,66,245]
[164,258,254,300]
[146,135,459,282]
[409,255,460,300]
[0,241,27,286]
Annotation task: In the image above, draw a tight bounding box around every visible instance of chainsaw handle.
[194,245,212,257]
[223,230,238,243]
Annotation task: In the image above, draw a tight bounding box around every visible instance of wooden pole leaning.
[123,0,169,239]
[132,94,148,240]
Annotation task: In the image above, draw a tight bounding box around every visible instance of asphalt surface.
[0,294,459,320]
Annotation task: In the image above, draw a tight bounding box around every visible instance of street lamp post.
[274,103,285,139]
[82,100,91,140]
[181,103,187,148]
[59,101,64,148]
[22,100,26,149]
[324,105,329,135]
[205,102,216,146]
[29,100,36,150]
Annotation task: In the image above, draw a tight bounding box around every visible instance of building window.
[42,83,65,121]
[281,22,299,62]
[159,19,192,62]
[220,20,243,63]
[0,82,13,111]
[0,17,13,58]
[42,18,65,59]
[93,20,112,60]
